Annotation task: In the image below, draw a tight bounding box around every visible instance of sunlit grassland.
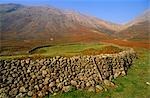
[0,43,108,59]
[30,43,106,56]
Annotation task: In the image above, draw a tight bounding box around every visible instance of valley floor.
[0,39,149,56]
[0,43,122,59]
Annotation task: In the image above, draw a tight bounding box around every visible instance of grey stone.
[7,77,13,84]
[41,65,46,70]
[80,82,85,89]
[25,59,30,64]
[49,81,55,88]
[42,70,47,76]
[57,83,63,89]
[0,92,9,98]
[15,93,23,98]
[86,82,91,87]
[56,79,60,83]
[38,91,43,97]
[96,85,103,92]
[114,71,121,79]
[62,86,73,92]
[27,69,31,73]
[39,84,43,89]
[71,80,77,86]
[87,86,95,92]
[44,77,50,85]
[27,91,33,96]
[103,80,115,87]
[9,88,18,96]
[19,86,26,93]
[31,74,36,79]
[34,85,39,91]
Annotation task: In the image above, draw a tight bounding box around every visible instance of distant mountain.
[0,3,121,41]
[0,3,149,42]
[117,10,150,40]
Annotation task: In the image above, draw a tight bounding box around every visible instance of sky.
[0,0,149,24]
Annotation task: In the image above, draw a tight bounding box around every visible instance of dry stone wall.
[0,49,137,98]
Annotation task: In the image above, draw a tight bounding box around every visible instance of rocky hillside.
[0,3,121,41]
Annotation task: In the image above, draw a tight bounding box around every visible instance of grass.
[0,43,122,60]
[42,48,150,98]
[30,43,106,56]
[81,45,122,55]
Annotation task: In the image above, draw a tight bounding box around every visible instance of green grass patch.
[0,43,113,59]
[30,43,106,56]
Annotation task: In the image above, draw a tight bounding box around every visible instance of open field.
[30,43,123,56]
[0,43,123,60]
[0,38,149,56]
[30,43,106,55]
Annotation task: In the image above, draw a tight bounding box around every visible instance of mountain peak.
[0,3,24,13]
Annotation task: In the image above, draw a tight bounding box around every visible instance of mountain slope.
[117,10,150,40]
[0,3,121,41]
[0,3,149,55]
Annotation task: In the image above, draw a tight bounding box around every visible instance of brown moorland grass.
[101,39,150,49]
[81,45,123,55]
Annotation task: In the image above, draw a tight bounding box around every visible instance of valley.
[0,3,149,98]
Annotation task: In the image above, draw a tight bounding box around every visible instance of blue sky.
[0,0,149,24]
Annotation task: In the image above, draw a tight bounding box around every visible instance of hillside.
[1,4,149,41]
[0,3,149,55]
[117,10,150,40]
[0,3,121,41]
